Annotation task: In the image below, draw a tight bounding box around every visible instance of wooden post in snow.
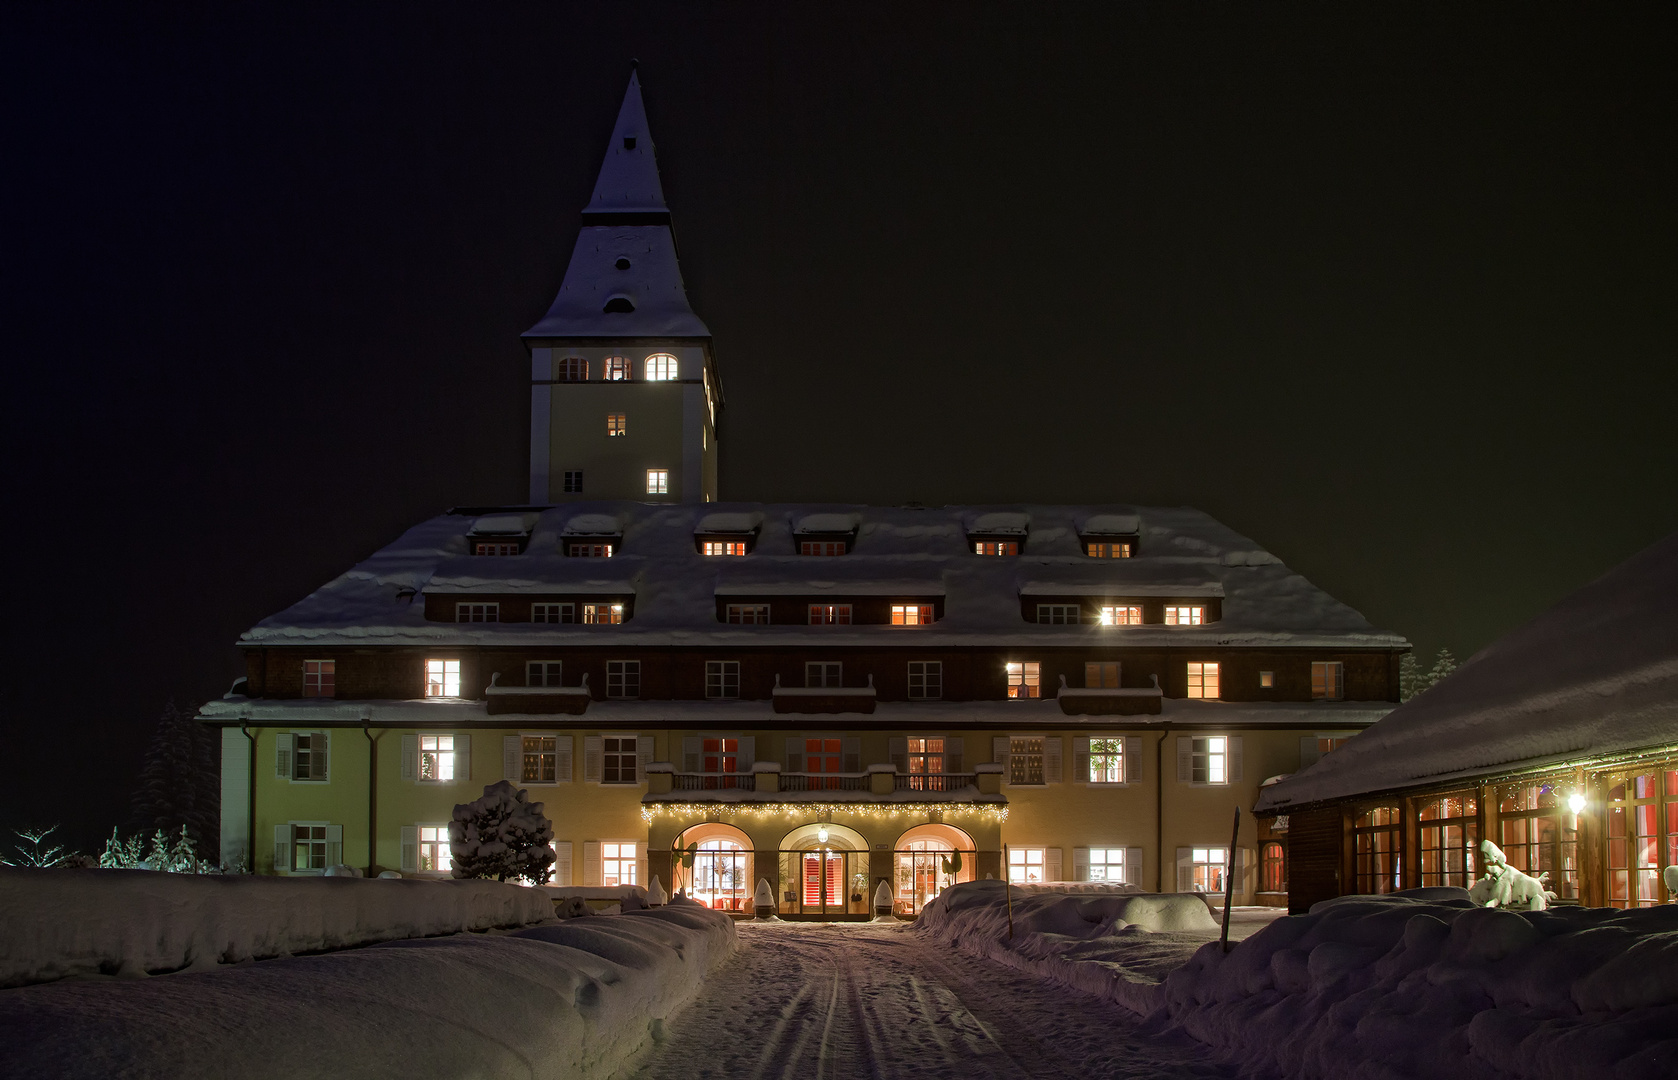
[1220,807,1240,953]
[1003,844,1014,939]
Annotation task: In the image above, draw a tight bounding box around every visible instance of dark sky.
[3,4,1673,846]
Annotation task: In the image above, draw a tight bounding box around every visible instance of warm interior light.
[1568,793,1586,815]
[817,826,829,844]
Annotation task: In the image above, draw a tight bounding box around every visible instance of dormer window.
[1098,605,1142,626]
[568,542,615,558]
[891,604,935,626]
[582,603,625,625]
[808,604,852,626]
[703,540,748,556]
[603,356,629,380]
[975,540,1019,556]
[456,603,498,623]
[557,357,588,381]
[645,354,678,381]
[1165,606,1205,626]
[474,542,519,556]
[800,540,846,556]
[1086,540,1134,558]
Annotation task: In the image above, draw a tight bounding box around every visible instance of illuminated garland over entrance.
[640,801,1008,824]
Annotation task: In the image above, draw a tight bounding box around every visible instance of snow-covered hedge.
[0,867,553,987]
[0,900,735,1080]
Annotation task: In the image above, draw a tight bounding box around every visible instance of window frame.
[725,604,769,624]
[890,604,935,626]
[1186,735,1230,785]
[424,658,462,698]
[1353,807,1402,895]
[705,660,741,700]
[1186,661,1221,700]
[1007,845,1047,884]
[703,540,748,556]
[532,602,575,624]
[418,734,458,783]
[602,356,629,381]
[646,469,670,495]
[1084,662,1120,689]
[1085,541,1134,559]
[303,659,336,699]
[519,733,562,785]
[1008,736,1046,785]
[600,840,640,886]
[600,733,640,785]
[1036,604,1079,625]
[807,604,852,626]
[1311,661,1345,701]
[1189,847,1231,893]
[907,660,943,701]
[526,661,563,688]
[1005,661,1041,700]
[1086,847,1129,881]
[455,602,499,623]
[290,731,329,783]
[805,661,842,688]
[606,660,641,700]
[1164,605,1206,626]
[1097,605,1141,626]
[974,540,1020,556]
[582,602,625,625]
[416,823,453,875]
[1087,736,1126,784]
[285,821,334,874]
[643,354,679,381]
[556,356,589,382]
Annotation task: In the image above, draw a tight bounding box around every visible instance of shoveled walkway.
[632,920,1238,1080]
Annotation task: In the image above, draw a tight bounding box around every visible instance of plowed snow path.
[633,921,1236,1080]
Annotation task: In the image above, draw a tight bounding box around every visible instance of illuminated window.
[1312,661,1344,700]
[705,661,740,700]
[644,354,678,381]
[568,543,614,557]
[418,735,455,782]
[607,413,627,436]
[456,603,499,623]
[1418,793,1478,888]
[562,471,583,493]
[905,737,946,789]
[808,604,851,626]
[557,357,588,382]
[303,660,335,698]
[1189,848,1229,893]
[1259,670,1275,689]
[1187,736,1228,784]
[526,661,563,687]
[1084,662,1120,688]
[288,824,331,872]
[1007,846,1046,883]
[606,661,640,699]
[800,540,846,556]
[424,659,461,697]
[1086,541,1133,558]
[1006,661,1040,699]
[1087,848,1128,881]
[1165,606,1205,626]
[1262,842,1286,893]
[601,841,638,886]
[474,542,519,556]
[1186,661,1220,699]
[532,603,574,623]
[1354,808,1402,894]
[646,469,669,494]
[582,603,624,625]
[1088,737,1125,783]
[805,661,841,688]
[726,604,769,624]
[1097,605,1141,626]
[704,541,747,556]
[974,540,1019,556]
[1036,604,1079,625]
[520,736,559,783]
[603,356,629,381]
[891,604,934,626]
[1509,781,1580,904]
[417,825,452,873]
[908,661,942,700]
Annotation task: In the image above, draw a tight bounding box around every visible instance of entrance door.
[895,841,955,914]
[802,851,844,912]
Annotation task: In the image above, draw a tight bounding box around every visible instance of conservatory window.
[974,540,1019,556]
[1165,606,1205,626]
[1006,661,1040,699]
[704,540,747,556]
[532,603,574,623]
[582,603,624,625]
[1353,807,1402,895]
[417,825,452,873]
[601,841,638,886]
[606,661,640,699]
[1098,605,1141,626]
[303,660,335,698]
[607,413,627,436]
[808,604,851,626]
[891,604,934,626]
[644,354,679,381]
[1036,604,1079,625]
[1505,781,1579,904]
[425,659,461,698]
[726,604,769,624]
[907,661,942,700]
[646,469,669,494]
[1007,846,1046,884]
[456,602,499,623]
[1186,662,1220,699]
[1312,661,1344,700]
[800,540,846,556]
[1418,793,1478,889]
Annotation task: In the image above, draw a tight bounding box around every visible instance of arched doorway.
[672,823,754,912]
[894,823,976,915]
[778,821,869,917]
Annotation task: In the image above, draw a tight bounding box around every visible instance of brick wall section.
[1286,804,1348,914]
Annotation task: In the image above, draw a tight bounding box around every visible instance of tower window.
[557,357,588,382]
[614,257,631,270]
[646,469,669,494]
[644,354,678,381]
[562,471,583,493]
[603,296,635,314]
[623,136,636,149]
[607,413,627,436]
[603,357,629,381]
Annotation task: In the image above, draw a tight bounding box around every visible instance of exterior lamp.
[1568,793,1587,815]
[817,826,829,844]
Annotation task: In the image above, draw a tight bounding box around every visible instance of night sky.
[3,4,1673,847]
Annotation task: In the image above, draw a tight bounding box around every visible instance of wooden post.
[1003,843,1014,939]
[1220,807,1240,953]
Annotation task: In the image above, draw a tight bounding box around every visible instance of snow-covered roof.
[695,512,763,534]
[468,513,536,536]
[238,502,1408,650]
[583,69,666,217]
[1256,530,1678,812]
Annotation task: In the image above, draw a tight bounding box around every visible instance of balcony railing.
[780,772,870,792]
[894,773,976,792]
[671,772,752,791]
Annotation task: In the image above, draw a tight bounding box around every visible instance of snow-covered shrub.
[449,781,556,885]
[3,827,77,868]
[100,825,215,873]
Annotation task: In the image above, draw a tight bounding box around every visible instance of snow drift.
[0,866,553,987]
[0,899,736,1080]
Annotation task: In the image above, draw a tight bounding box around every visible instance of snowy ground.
[631,920,1237,1080]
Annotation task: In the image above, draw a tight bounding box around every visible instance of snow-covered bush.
[449,781,556,885]
[2,827,77,868]
[99,825,216,873]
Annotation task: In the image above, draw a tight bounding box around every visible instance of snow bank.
[0,867,553,987]
[0,900,736,1080]
[1147,890,1678,1079]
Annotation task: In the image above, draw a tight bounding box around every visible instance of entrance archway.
[778,821,869,917]
[893,823,976,914]
[672,822,754,912]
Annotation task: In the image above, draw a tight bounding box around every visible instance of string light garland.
[640,801,1009,824]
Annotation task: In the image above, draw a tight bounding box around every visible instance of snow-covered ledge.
[485,672,592,716]
[1056,674,1163,716]
[772,673,878,714]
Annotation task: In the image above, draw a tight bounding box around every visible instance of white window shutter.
[786,736,804,774]
[584,736,603,782]
[1045,847,1063,883]
[738,736,755,768]
[455,734,471,783]
[1125,847,1144,887]
[1176,736,1192,783]
[401,734,418,781]
[1299,735,1322,771]
[316,732,329,782]
[636,841,647,888]
[400,826,417,872]
[1044,737,1063,783]
[682,736,701,772]
[1125,736,1142,785]
[993,736,1010,781]
[556,735,574,782]
[1074,846,1090,881]
[637,736,654,782]
[275,733,293,780]
[583,841,602,886]
[325,824,342,867]
[889,737,907,773]
[274,824,291,873]
[552,841,573,887]
[843,736,862,773]
[1177,848,1194,892]
[945,736,963,773]
[1073,737,1090,783]
[1229,736,1243,783]
[504,736,523,781]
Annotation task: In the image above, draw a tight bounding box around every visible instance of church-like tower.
[522,68,721,504]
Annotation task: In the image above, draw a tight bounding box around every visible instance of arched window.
[644,353,678,381]
[557,357,588,382]
[693,839,747,910]
[602,356,629,381]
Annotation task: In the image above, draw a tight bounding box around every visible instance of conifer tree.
[1426,647,1459,690]
[131,701,220,860]
[1399,654,1424,702]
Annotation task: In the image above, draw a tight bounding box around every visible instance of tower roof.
[523,68,709,341]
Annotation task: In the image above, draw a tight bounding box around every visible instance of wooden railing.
[894,773,976,792]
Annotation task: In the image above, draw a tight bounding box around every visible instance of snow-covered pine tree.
[1425,648,1459,691]
[1399,654,1424,702]
[131,701,220,860]
[449,781,556,885]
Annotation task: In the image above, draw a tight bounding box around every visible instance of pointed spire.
[583,68,669,222]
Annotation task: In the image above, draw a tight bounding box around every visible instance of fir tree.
[131,701,220,861]
[1425,647,1459,690]
[449,781,556,885]
[1399,654,1424,702]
